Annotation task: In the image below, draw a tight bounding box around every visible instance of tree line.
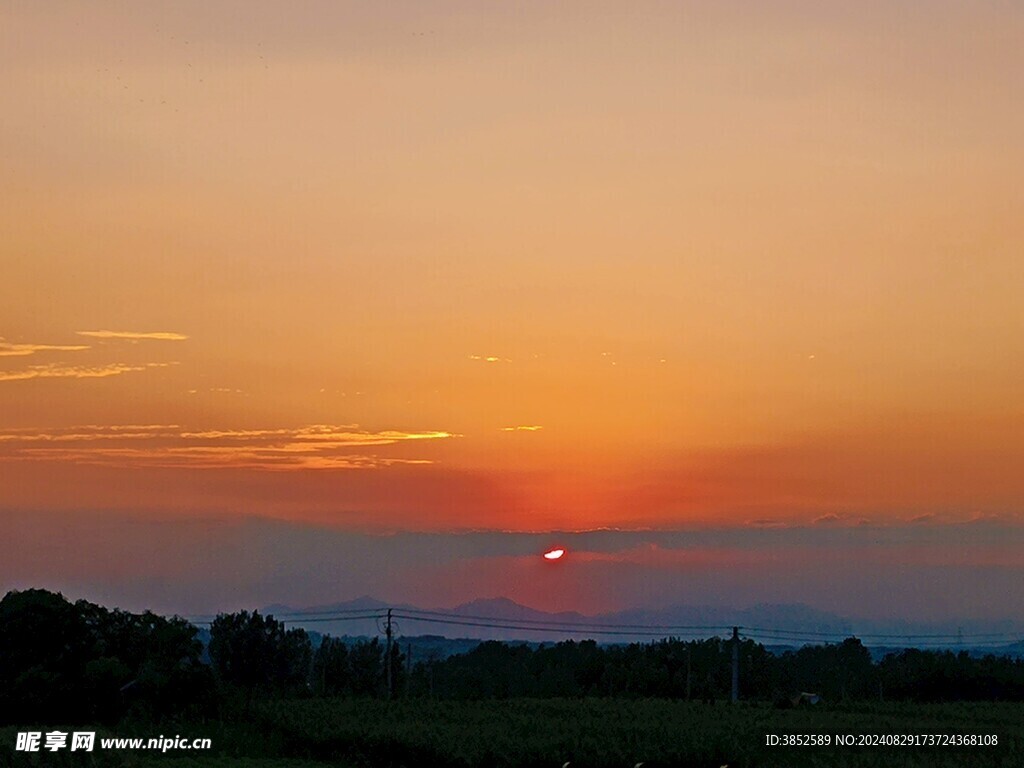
[3,589,1024,727]
[408,636,1024,704]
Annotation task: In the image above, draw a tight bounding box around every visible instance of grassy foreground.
[4,698,1023,767]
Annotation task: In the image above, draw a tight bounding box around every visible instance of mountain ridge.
[256,596,1024,650]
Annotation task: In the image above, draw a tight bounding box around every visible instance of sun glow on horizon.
[543,548,566,560]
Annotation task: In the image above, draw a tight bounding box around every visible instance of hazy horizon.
[5,512,1024,626]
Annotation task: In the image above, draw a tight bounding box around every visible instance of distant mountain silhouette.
[452,597,592,624]
[252,596,1024,652]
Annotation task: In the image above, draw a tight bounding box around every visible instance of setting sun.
[543,549,566,561]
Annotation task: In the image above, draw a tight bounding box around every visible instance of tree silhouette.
[208,610,311,701]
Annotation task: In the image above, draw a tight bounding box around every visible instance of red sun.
[543,548,566,560]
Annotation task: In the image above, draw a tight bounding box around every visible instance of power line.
[367,611,1023,643]
[740,630,1022,644]
[188,612,383,626]
[389,613,732,638]
[186,606,1023,645]
[383,606,738,632]
[185,606,386,622]
[280,613,384,624]
[327,607,1024,641]
[741,626,1020,640]
[385,608,394,700]
[264,608,387,620]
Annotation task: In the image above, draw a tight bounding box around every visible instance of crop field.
[7,698,1017,768]
[249,698,1024,768]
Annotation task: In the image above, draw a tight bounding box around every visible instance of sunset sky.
[2,2,1022,619]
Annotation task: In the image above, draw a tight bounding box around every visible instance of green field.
[6,699,1022,768]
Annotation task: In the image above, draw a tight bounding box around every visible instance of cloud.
[468,355,510,363]
[967,512,1007,525]
[177,426,455,445]
[76,330,189,341]
[500,425,543,432]
[0,423,455,470]
[813,513,842,525]
[0,362,176,382]
[568,542,771,569]
[0,341,90,357]
[12,447,432,470]
[0,425,181,442]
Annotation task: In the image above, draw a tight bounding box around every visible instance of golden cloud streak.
[0,362,177,382]
[0,342,90,357]
[0,424,454,470]
[76,330,189,340]
[177,427,455,444]
[14,447,432,471]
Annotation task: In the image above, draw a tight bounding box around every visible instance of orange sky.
[2,1,1022,534]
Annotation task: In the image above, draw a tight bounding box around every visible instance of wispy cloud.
[76,330,189,341]
[568,542,773,569]
[0,340,90,357]
[468,354,510,363]
[500,425,543,432]
[0,424,455,470]
[746,518,790,528]
[0,362,177,382]
[0,425,180,442]
[177,426,455,445]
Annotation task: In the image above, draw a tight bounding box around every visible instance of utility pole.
[427,651,436,698]
[385,608,393,700]
[731,627,739,704]
[307,636,315,694]
[685,644,692,702]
